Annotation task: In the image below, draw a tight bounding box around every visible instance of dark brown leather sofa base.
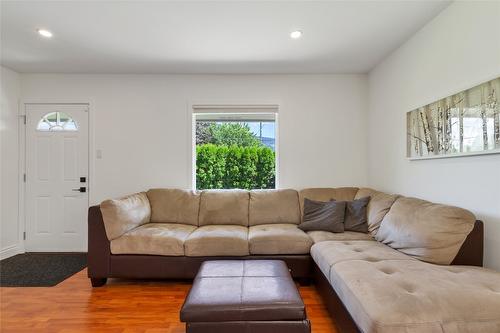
[313,262,360,333]
[110,254,311,279]
[180,260,311,333]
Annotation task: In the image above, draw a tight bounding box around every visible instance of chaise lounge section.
[88,187,500,332]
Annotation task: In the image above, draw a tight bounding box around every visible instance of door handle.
[72,187,87,193]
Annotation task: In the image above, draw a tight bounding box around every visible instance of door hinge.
[23,173,26,182]
[23,232,26,240]
[22,115,26,124]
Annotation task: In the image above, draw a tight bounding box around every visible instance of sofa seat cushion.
[185,225,249,256]
[307,230,373,244]
[330,259,500,333]
[311,240,413,285]
[110,223,196,256]
[248,224,313,255]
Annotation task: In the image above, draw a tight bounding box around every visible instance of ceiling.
[1,1,450,74]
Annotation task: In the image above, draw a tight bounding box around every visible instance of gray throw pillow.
[343,196,370,233]
[298,198,346,233]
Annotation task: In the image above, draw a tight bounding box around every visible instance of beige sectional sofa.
[89,187,500,333]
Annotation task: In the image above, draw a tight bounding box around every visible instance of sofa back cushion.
[376,197,475,265]
[355,188,399,236]
[199,190,249,226]
[147,189,200,226]
[249,189,300,226]
[298,187,358,220]
[100,192,151,240]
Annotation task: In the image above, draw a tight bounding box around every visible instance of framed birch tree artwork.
[407,77,500,159]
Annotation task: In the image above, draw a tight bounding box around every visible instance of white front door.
[25,104,89,252]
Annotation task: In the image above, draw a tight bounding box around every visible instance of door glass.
[37,112,78,131]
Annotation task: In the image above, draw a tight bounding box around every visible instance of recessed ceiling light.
[290,30,303,39]
[37,29,53,38]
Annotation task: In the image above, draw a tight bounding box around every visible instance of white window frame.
[190,104,279,190]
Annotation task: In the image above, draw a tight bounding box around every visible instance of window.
[193,106,277,190]
[37,112,78,131]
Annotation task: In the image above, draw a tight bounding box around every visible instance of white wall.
[20,74,368,204]
[1,66,22,259]
[368,1,500,269]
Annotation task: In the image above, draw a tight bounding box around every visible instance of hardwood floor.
[0,269,338,333]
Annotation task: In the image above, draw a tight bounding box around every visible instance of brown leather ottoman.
[180,260,311,333]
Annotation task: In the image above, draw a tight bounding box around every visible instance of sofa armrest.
[88,205,111,280]
[100,192,151,240]
[451,220,483,267]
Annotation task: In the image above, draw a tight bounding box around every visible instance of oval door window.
[36,112,78,131]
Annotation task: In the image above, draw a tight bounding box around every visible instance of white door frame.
[19,99,95,253]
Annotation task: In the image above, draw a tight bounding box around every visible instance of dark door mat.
[0,253,87,287]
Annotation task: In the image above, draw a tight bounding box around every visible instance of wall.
[20,74,368,204]
[1,66,21,259]
[368,1,500,269]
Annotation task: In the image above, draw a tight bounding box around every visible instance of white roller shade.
[192,104,278,114]
[196,113,275,122]
[193,104,278,122]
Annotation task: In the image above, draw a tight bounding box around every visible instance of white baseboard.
[0,244,25,260]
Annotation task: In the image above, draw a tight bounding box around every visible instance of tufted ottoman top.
[180,260,306,322]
